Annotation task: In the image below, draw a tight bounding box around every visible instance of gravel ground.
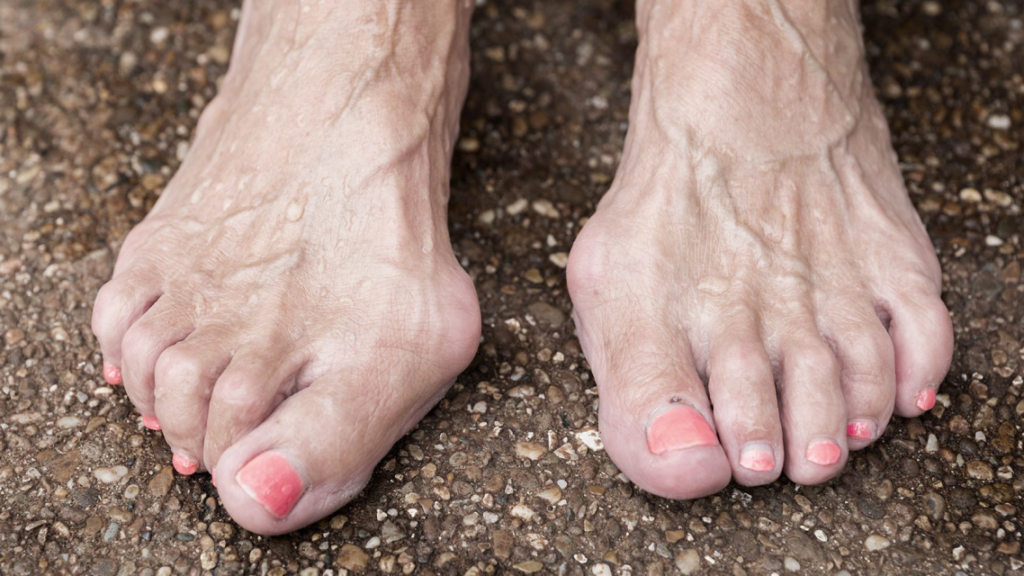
[1,0,1022,574]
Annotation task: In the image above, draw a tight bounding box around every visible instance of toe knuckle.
[122,323,161,366]
[155,348,204,391]
[718,341,772,381]
[841,331,894,383]
[212,371,258,412]
[791,341,839,379]
[91,281,126,338]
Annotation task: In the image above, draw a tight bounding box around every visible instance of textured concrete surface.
[0,0,1022,574]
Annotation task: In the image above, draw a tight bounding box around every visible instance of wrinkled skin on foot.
[568,0,953,498]
[92,0,480,535]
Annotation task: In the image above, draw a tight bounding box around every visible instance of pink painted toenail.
[916,389,936,411]
[647,406,718,455]
[172,453,198,475]
[738,443,775,472]
[846,420,875,441]
[142,414,161,431]
[806,440,841,466]
[103,362,122,386]
[236,452,304,518]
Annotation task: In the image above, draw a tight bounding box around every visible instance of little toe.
[153,328,233,475]
[120,297,194,420]
[777,335,848,485]
[707,323,784,485]
[887,294,953,417]
[91,269,163,385]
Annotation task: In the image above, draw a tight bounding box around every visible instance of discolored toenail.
[738,443,775,472]
[846,420,875,441]
[172,453,198,475]
[142,414,161,431]
[236,452,305,518]
[805,439,841,466]
[103,362,123,385]
[916,389,936,411]
[647,406,718,455]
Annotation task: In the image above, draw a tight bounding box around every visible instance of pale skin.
[91,0,953,534]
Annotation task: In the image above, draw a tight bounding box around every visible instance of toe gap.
[873,303,893,332]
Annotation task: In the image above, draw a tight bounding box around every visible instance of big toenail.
[916,390,936,411]
[647,406,718,455]
[142,414,161,431]
[846,420,875,441]
[236,452,305,518]
[103,362,122,386]
[805,440,841,466]
[172,453,198,475]
[738,443,775,472]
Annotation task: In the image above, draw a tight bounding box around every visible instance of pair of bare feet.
[91,0,952,535]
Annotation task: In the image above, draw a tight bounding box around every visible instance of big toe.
[599,379,732,499]
[569,232,731,499]
[212,375,422,535]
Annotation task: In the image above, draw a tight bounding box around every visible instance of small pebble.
[675,549,700,575]
[987,114,1011,130]
[93,466,128,485]
[515,441,547,461]
[576,427,604,451]
[865,535,890,551]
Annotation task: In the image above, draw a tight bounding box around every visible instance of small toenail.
[805,440,841,466]
[103,362,123,386]
[738,443,775,472]
[172,453,198,475]
[236,452,305,518]
[211,471,217,488]
[916,389,936,411]
[142,414,161,431]
[647,406,718,455]
[846,420,875,441]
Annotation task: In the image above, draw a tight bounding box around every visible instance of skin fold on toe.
[567,0,952,499]
[90,0,479,535]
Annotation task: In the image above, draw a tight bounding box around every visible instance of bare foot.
[91,0,479,534]
[567,0,953,498]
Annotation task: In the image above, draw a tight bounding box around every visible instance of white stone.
[987,114,1011,130]
[515,441,547,461]
[675,549,700,575]
[150,27,170,44]
[510,504,537,522]
[576,427,604,451]
[93,466,128,485]
[506,198,529,216]
[57,416,84,429]
[865,535,890,551]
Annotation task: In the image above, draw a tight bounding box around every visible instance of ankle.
[624,0,871,163]
[222,1,474,122]
[635,0,866,97]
